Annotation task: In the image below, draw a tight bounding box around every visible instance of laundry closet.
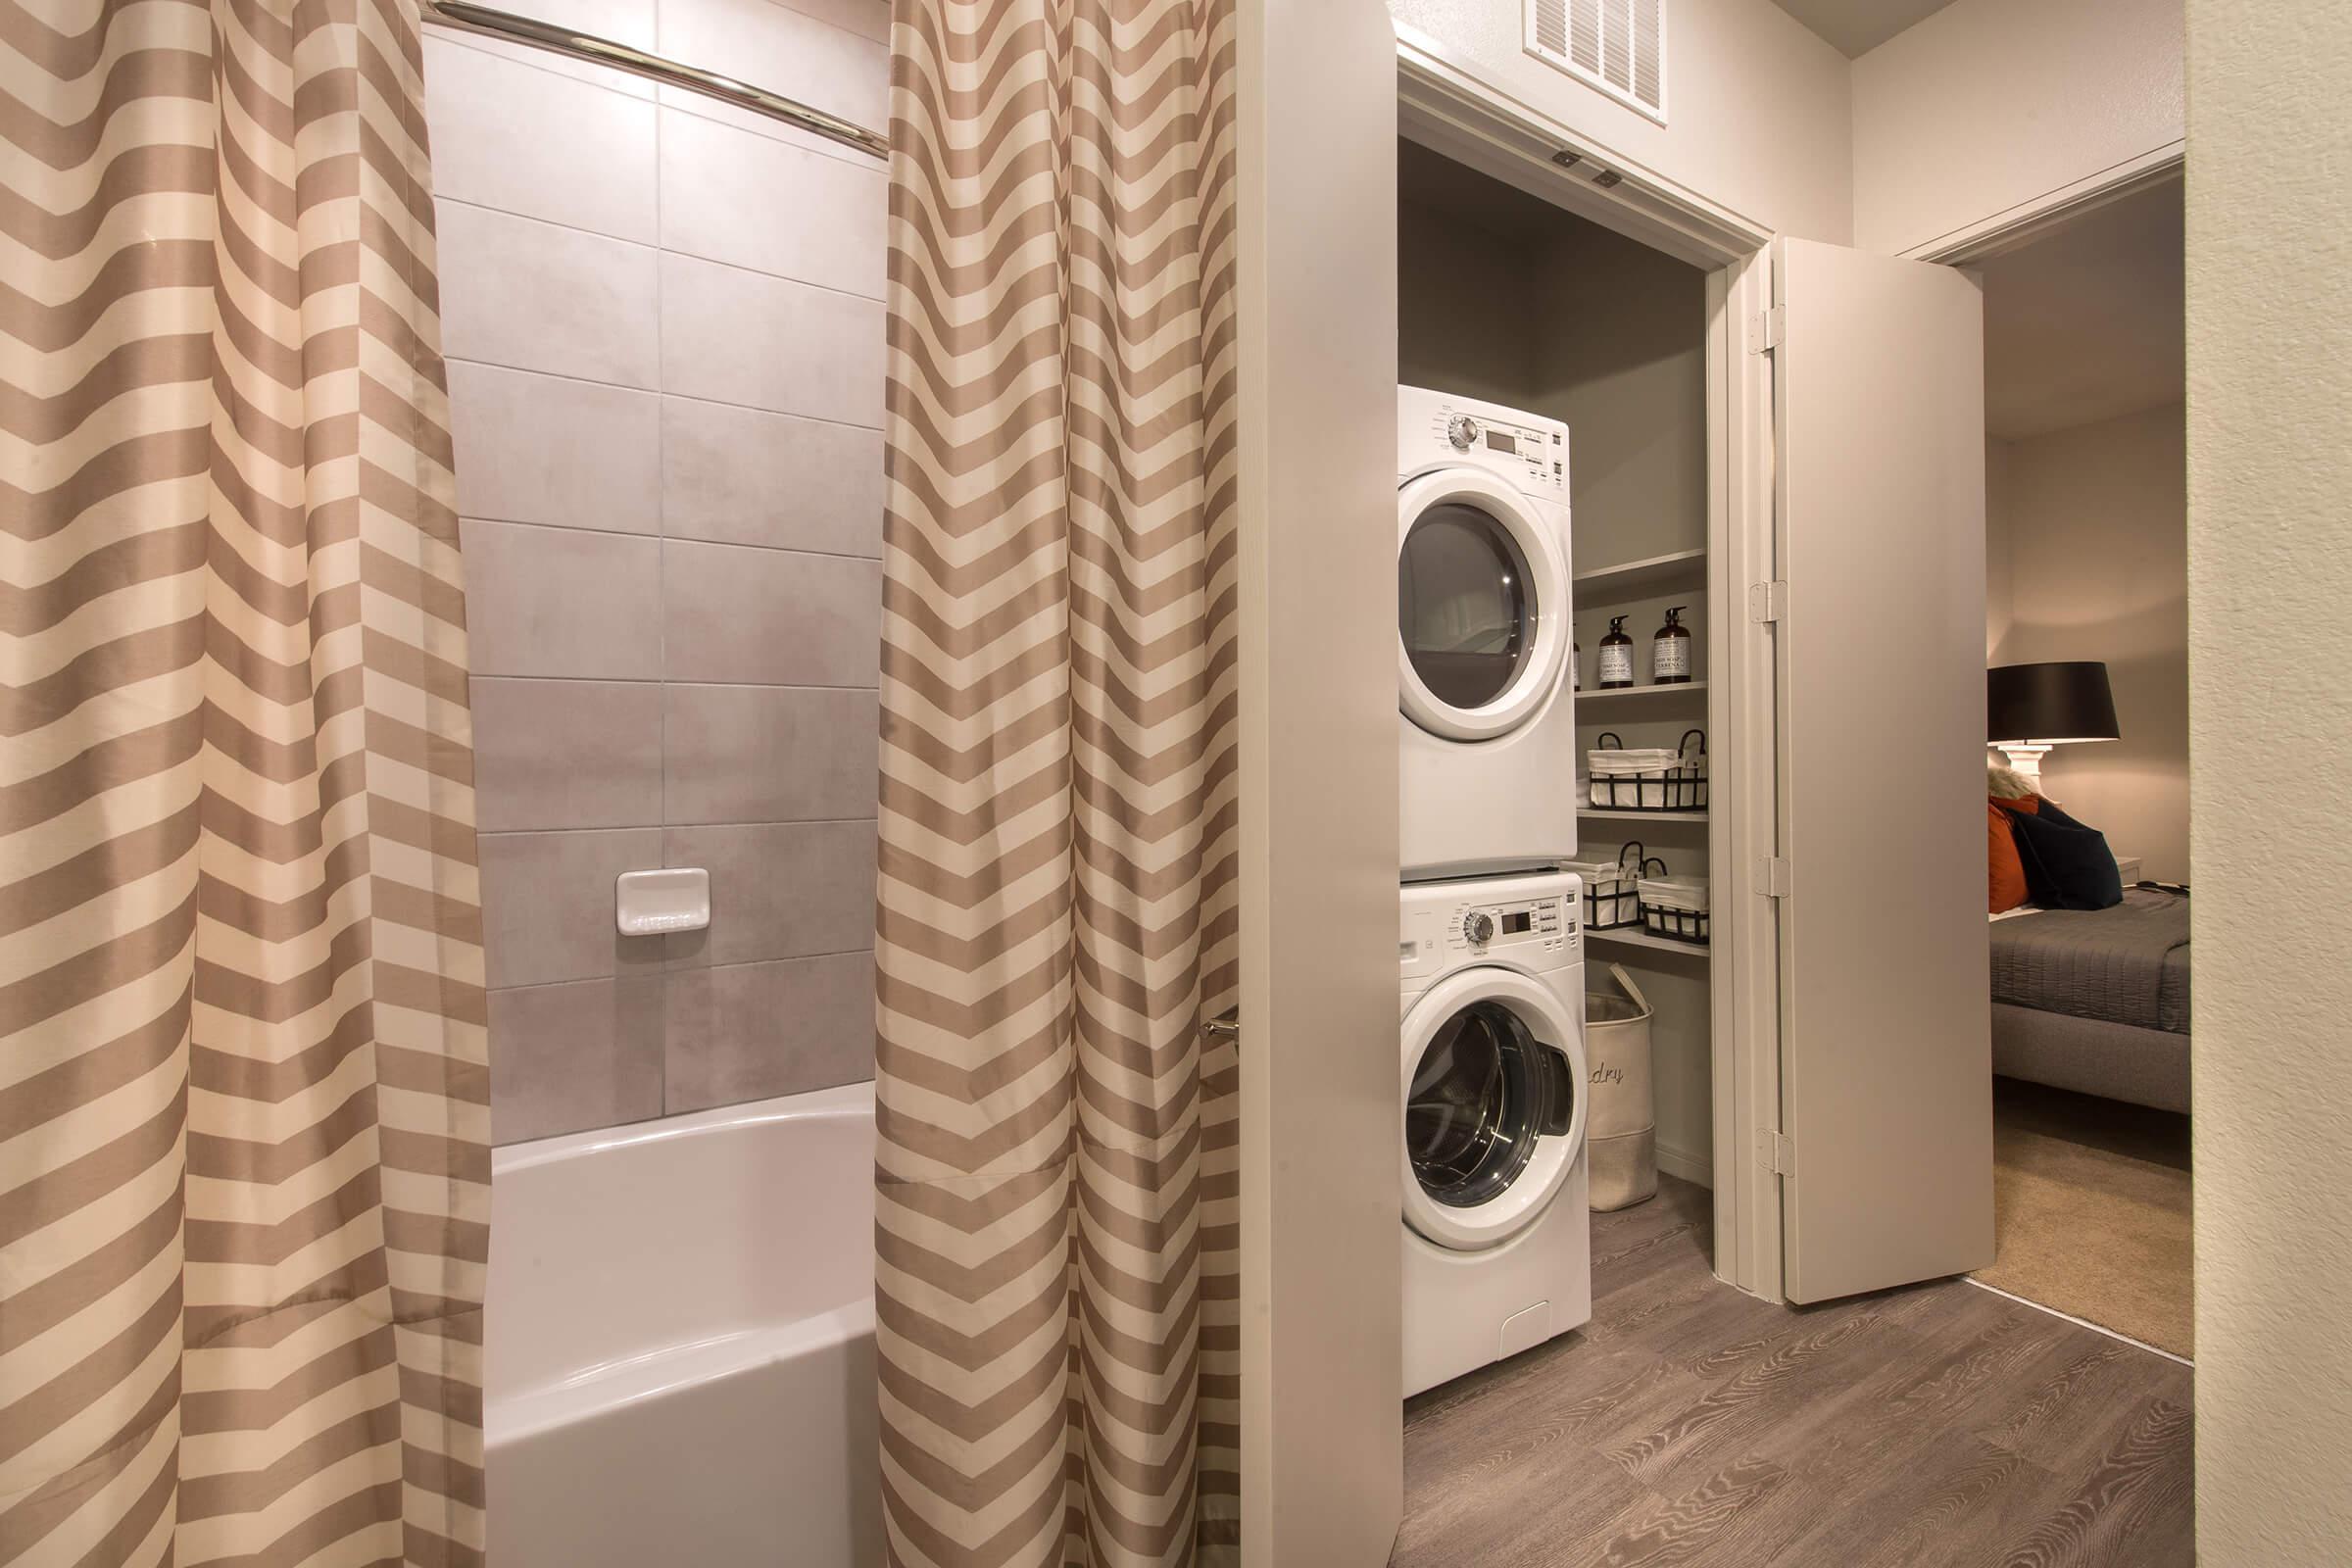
[1389,104,1996,1312]
[1398,138,1722,1218]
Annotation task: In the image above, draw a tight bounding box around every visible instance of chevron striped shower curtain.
[874,1,1240,1563]
[1,1,489,1562]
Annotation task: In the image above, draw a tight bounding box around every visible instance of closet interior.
[1396,137,1723,1214]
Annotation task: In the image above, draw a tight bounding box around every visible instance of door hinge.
[1755,856,1791,899]
[1747,305,1785,354]
[1748,580,1788,623]
[1760,1131,1796,1176]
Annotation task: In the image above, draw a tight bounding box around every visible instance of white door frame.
[1237,1,1405,1560]
[1396,33,1788,1303]
[1906,144,2183,266]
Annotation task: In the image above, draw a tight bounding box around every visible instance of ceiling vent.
[1527,0,1667,124]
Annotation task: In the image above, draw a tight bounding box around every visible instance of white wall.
[1394,0,2188,295]
[1985,404,2187,882]
[2188,1,2352,1558]
[1526,223,1713,1181]
[1390,0,1855,241]
[1397,197,1538,404]
[1851,0,2182,256]
[1532,223,1708,567]
[1983,437,2013,656]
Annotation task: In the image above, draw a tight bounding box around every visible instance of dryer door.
[1396,467,1569,742]
[1400,968,1588,1252]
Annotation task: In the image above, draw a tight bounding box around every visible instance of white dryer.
[1399,871,1592,1397]
[1398,386,1579,881]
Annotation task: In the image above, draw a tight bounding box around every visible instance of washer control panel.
[1400,876,1583,989]
[1400,889,1576,985]
[1445,893,1567,956]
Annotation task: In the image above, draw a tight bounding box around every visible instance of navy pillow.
[2005,800,2124,910]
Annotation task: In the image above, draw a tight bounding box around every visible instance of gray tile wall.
[424,0,890,1145]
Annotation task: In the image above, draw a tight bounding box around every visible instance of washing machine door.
[1400,968,1589,1252]
[1396,466,1569,743]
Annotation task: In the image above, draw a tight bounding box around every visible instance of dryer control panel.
[1399,389,1568,499]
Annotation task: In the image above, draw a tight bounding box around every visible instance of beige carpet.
[1972,1079,2195,1358]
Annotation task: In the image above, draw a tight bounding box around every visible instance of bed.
[1987,886,2190,1113]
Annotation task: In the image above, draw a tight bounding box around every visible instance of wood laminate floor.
[1395,1175,2193,1567]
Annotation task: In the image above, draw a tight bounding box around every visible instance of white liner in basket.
[1637,873,1711,944]
[1636,874,1709,913]
[1587,748,1683,808]
[1586,729,1708,810]
[1563,849,1650,931]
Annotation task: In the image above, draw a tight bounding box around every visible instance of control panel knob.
[1447,415,1479,451]
[1464,910,1496,945]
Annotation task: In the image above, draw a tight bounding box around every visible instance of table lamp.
[1987,661,2119,788]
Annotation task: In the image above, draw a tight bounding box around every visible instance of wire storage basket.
[1587,729,1708,812]
[1563,844,1658,932]
[1637,869,1711,946]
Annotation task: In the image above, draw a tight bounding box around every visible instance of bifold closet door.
[1773,238,1994,1304]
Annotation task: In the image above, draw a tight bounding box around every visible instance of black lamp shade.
[1987,662,2120,745]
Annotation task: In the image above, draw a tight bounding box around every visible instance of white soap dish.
[615,867,710,936]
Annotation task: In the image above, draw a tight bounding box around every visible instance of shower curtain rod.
[419,0,890,161]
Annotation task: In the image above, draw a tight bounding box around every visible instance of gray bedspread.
[1989,887,2190,1034]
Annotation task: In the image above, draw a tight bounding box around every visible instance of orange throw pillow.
[1987,801,2030,912]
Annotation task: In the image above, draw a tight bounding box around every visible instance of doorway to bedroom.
[1976,172,2192,1361]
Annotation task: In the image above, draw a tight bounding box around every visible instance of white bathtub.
[486,1082,881,1567]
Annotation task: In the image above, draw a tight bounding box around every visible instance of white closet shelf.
[1578,808,1707,823]
[1586,927,1712,958]
[1572,547,1706,601]
[1577,680,1708,703]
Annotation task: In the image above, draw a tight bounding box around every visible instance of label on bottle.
[1599,644,1634,684]
[1653,636,1690,680]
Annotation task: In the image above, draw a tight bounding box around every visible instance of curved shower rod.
[419,0,890,162]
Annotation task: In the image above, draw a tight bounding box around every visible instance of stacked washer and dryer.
[1396,387,1592,1397]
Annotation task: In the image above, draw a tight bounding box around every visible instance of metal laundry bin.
[1585,964,1657,1211]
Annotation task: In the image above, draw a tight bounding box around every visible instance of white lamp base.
[1994,743,2052,790]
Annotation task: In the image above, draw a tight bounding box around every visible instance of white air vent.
[1527,0,1667,124]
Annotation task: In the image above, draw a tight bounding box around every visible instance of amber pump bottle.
[1651,606,1692,684]
[1597,615,1635,689]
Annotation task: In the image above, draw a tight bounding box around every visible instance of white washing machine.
[1399,871,1592,1397]
[1397,386,1579,881]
